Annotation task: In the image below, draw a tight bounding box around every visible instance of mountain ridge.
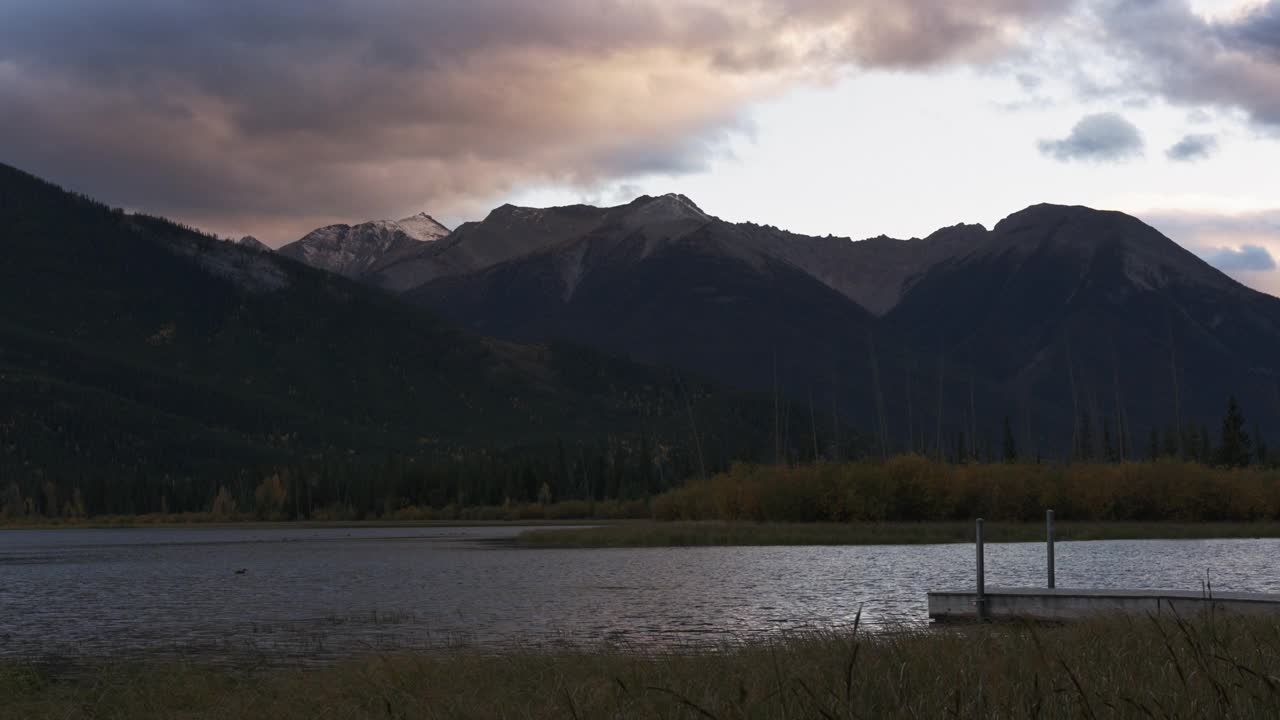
[21,161,1273,462]
[382,196,1280,456]
[0,162,782,497]
[276,212,452,280]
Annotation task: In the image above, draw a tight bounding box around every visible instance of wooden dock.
[930,514,1280,622]
[928,587,1280,623]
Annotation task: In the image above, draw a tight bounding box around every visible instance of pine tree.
[1254,425,1268,466]
[1102,415,1115,462]
[1148,428,1160,461]
[1218,396,1252,467]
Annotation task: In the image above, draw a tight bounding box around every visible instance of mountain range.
[6,155,1278,493]
[277,193,1280,458]
[0,163,779,510]
[276,212,451,279]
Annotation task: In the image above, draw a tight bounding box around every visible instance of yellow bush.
[647,458,1280,523]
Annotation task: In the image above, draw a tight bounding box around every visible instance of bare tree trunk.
[1111,338,1126,462]
[868,331,889,459]
[677,375,707,482]
[772,346,781,465]
[782,394,791,466]
[1066,336,1079,460]
[1166,312,1183,458]
[969,363,978,462]
[935,348,945,463]
[809,387,820,463]
[906,356,915,454]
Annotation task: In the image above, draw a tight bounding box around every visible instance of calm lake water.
[3,526,1279,661]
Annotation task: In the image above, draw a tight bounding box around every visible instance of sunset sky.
[3,0,1279,292]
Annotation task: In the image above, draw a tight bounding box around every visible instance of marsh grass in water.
[6,614,1280,718]
[517,520,1280,547]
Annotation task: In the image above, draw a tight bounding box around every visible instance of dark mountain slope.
[0,163,779,500]
[407,197,1280,458]
[407,212,962,460]
[886,204,1280,454]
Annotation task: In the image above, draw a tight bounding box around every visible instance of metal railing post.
[1047,509,1056,589]
[976,517,987,621]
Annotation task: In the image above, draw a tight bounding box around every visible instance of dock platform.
[928,587,1280,622]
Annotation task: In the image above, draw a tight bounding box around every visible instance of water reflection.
[2,526,1278,661]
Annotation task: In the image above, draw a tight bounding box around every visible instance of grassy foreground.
[6,615,1280,719]
[517,520,1280,547]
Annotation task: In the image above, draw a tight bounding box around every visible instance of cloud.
[1199,244,1277,272]
[1145,208,1280,293]
[1016,72,1044,91]
[1186,108,1213,124]
[1165,133,1219,162]
[1096,0,1280,130]
[0,0,1074,243]
[1037,112,1144,162]
[1148,209,1280,241]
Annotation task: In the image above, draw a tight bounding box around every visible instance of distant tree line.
[1,394,1272,522]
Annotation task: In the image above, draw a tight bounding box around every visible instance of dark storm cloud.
[1166,133,1219,161]
[1037,112,1144,161]
[1200,244,1278,272]
[1098,0,1280,130]
[0,0,1074,243]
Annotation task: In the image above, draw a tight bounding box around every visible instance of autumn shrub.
[649,457,1280,523]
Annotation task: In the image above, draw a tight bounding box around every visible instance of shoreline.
[515,520,1280,547]
[0,518,629,531]
[11,517,1280,548]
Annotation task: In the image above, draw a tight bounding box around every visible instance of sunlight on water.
[3,526,1278,661]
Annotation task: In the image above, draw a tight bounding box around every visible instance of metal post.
[976,517,987,621]
[1047,509,1056,589]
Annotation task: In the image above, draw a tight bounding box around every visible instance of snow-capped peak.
[622,193,711,232]
[396,212,451,242]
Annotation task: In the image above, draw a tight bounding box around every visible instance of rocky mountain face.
[274,188,1280,458]
[325,194,1277,458]
[234,235,272,252]
[276,213,450,280]
[405,197,889,436]
[366,193,983,311]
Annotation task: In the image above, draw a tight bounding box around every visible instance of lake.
[3,526,1279,661]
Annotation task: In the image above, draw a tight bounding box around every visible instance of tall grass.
[6,614,1280,718]
[652,457,1280,523]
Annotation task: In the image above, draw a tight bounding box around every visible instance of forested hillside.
[0,163,788,517]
